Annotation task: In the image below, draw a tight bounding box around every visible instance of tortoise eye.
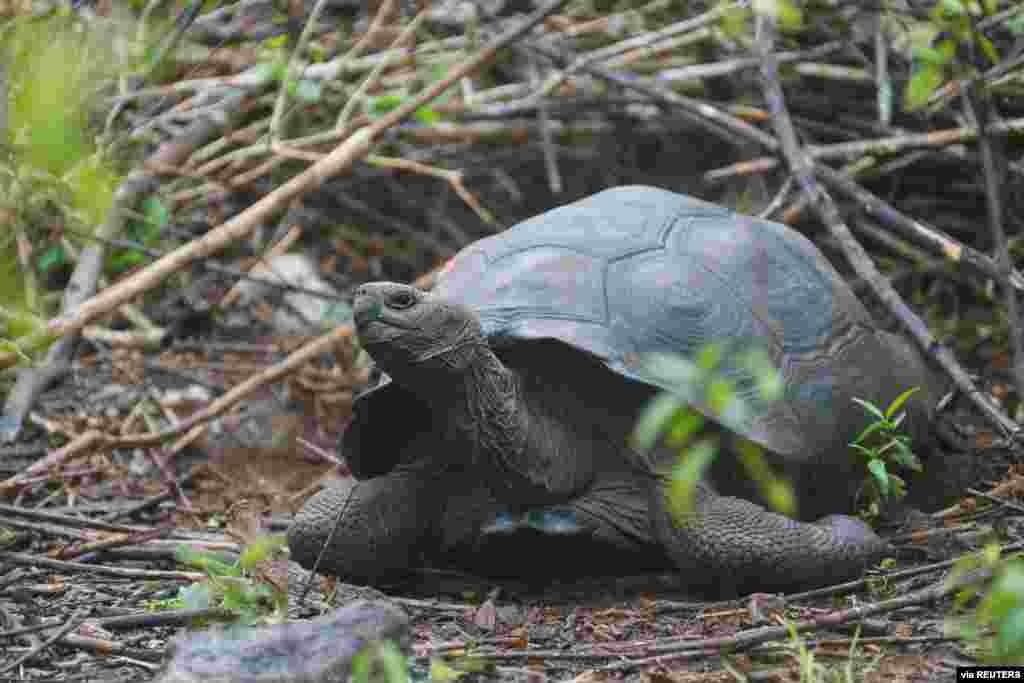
[389,291,416,309]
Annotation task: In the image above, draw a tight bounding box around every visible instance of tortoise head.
[353,282,488,385]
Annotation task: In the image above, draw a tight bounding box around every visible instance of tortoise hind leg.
[651,481,889,595]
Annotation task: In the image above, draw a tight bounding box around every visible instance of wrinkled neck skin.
[391,343,577,508]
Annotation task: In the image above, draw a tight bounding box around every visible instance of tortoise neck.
[444,347,530,479]
[449,347,523,440]
[448,348,578,507]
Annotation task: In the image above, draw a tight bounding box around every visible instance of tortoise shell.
[346,186,919,478]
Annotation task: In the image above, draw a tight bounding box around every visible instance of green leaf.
[884,386,920,418]
[378,642,409,683]
[989,562,1024,619]
[774,0,803,32]
[753,0,802,32]
[850,443,876,459]
[107,249,148,274]
[174,545,241,577]
[219,577,256,612]
[430,658,466,682]
[252,63,278,85]
[852,420,888,446]
[413,106,440,126]
[239,535,285,571]
[141,196,170,233]
[1008,14,1024,35]
[890,445,922,470]
[979,583,1019,624]
[667,439,717,520]
[741,348,782,402]
[37,245,66,274]
[762,478,796,516]
[696,343,723,372]
[719,2,751,40]
[632,393,684,451]
[852,397,886,422]
[665,409,705,449]
[994,606,1024,661]
[640,352,700,392]
[937,38,958,63]
[706,377,738,415]
[977,35,1000,65]
[350,650,371,683]
[270,60,288,83]
[368,95,404,117]
[68,155,119,227]
[888,473,908,498]
[911,46,949,66]
[177,581,212,610]
[875,440,900,456]
[737,439,795,515]
[938,0,966,17]
[265,35,289,50]
[868,459,890,497]
[294,79,322,103]
[10,29,92,176]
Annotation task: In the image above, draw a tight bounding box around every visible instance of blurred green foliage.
[351,641,409,683]
[0,14,130,358]
[632,344,794,519]
[171,535,289,625]
[950,544,1024,663]
[903,0,1002,110]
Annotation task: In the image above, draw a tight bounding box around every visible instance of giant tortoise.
[288,186,951,594]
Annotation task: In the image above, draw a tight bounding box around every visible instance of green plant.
[948,544,1024,664]
[632,343,792,519]
[0,16,131,362]
[170,535,288,626]
[903,0,1002,111]
[848,387,923,520]
[350,641,410,683]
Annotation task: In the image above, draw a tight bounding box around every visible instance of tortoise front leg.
[288,468,444,582]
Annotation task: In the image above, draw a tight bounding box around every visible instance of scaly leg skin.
[288,468,445,583]
[651,482,890,596]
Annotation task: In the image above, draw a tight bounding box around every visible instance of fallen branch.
[45,0,572,341]
[754,15,1017,438]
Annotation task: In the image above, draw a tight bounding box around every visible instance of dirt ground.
[1,323,1021,682]
[3,2,1024,680]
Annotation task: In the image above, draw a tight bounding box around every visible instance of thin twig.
[0,608,90,675]
[814,164,1024,292]
[269,0,332,143]
[46,0,573,342]
[962,87,1024,402]
[703,117,1024,183]
[0,550,204,581]
[563,565,993,678]
[754,13,1018,438]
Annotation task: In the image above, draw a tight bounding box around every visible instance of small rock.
[157,601,409,683]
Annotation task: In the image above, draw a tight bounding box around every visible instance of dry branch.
[45,0,572,341]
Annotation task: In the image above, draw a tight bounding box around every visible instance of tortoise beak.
[353,283,416,334]
[353,293,383,329]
